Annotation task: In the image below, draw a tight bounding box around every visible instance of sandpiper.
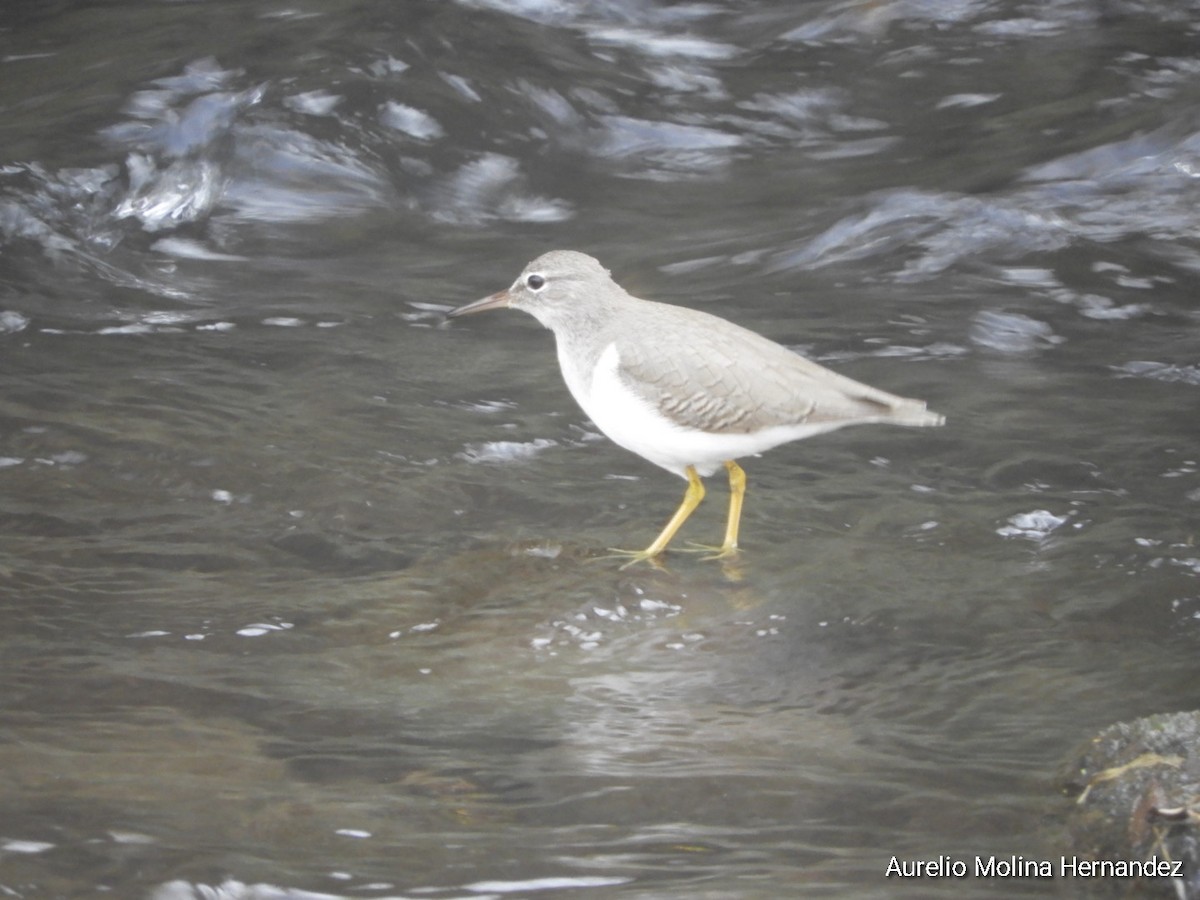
[449,250,943,566]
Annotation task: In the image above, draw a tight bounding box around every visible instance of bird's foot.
[593,547,669,571]
[680,542,745,581]
[681,541,741,562]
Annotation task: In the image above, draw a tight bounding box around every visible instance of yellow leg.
[719,460,746,556]
[604,465,706,568]
[682,459,746,560]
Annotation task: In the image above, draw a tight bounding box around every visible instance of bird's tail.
[890,401,945,427]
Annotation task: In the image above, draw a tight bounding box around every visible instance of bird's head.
[447,250,618,331]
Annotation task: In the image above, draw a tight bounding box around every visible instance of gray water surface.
[2,2,1199,898]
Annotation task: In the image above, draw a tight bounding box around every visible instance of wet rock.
[1063,711,1200,898]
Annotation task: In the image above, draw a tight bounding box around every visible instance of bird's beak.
[446,289,512,319]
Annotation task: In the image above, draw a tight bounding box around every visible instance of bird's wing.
[613,302,935,434]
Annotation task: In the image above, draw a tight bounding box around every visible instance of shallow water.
[2,1,1199,898]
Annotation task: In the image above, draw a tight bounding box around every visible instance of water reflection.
[2,1,1200,898]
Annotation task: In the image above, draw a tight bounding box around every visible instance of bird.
[447,250,944,567]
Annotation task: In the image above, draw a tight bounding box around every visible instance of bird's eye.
[525,274,546,291]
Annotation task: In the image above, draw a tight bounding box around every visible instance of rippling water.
[3,2,1199,898]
